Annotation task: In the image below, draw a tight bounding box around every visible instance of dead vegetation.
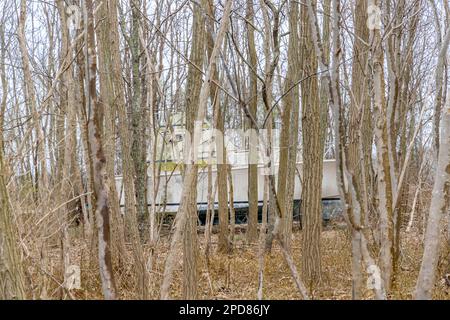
[29,226,449,300]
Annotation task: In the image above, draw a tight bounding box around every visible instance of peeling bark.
[85,0,117,300]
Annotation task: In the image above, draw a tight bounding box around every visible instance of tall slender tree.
[85,0,117,300]
[300,0,323,287]
[245,0,259,244]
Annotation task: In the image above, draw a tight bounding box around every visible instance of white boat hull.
[115,159,340,213]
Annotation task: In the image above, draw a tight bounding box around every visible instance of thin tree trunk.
[347,0,370,299]
[56,0,76,295]
[300,0,323,287]
[369,0,395,292]
[130,0,149,234]
[279,0,300,252]
[245,0,259,244]
[227,165,235,248]
[85,0,117,300]
[415,26,450,300]
[257,176,269,300]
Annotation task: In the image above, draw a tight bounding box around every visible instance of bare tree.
[300,0,323,287]
[85,0,117,300]
[415,25,450,300]
[245,0,259,244]
[347,0,370,299]
[279,0,300,251]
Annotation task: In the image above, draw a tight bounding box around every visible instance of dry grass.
[43,225,450,300]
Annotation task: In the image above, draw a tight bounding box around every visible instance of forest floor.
[60,225,450,300]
